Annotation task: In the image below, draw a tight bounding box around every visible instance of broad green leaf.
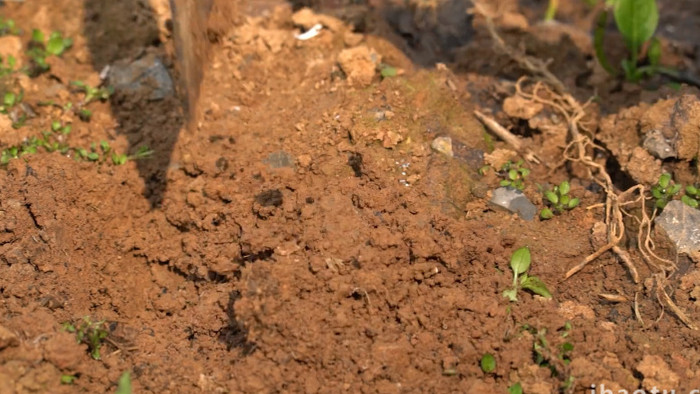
[614,0,658,50]
[670,184,682,195]
[682,195,699,209]
[380,66,397,78]
[508,169,518,180]
[560,195,570,206]
[658,173,670,188]
[3,92,15,107]
[520,275,552,298]
[545,191,558,204]
[687,185,699,195]
[480,353,496,373]
[561,342,574,352]
[510,246,531,277]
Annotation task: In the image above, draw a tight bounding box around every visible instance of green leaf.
[687,185,699,196]
[520,275,552,298]
[658,173,671,189]
[480,353,496,373]
[561,342,574,352]
[613,0,658,51]
[4,91,16,107]
[594,10,617,76]
[60,374,76,384]
[508,382,523,394]
[500,179,511,187]
[568,197,580,209]
[380,65,397,78]
[510,246,531,277]
[545,190,558,204]
[540,208,554,219]
[647,37,661,67]
[87,152,100,161]
[670,184,682,195]
[115,371,132,394]
[31,29,44,43]
[508,169,518,180]
[559,181,570,196]
[560,194,570,206]
[682,195,699,209]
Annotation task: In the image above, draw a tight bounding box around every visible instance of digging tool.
[169,0,214,128]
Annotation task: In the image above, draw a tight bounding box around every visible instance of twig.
[473,110,540,163]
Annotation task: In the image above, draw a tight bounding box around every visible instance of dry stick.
[473,110,541,163]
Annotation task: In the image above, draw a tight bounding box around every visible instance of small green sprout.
[63,316,109,360]
[0,90,21,113]
[540,180,580,219]
[681,184,700,209]
[480,353,496,373]
[71,81,114,105]
[0,55,16,78]
[503,246,552,302]
[651,173,681,209]
[498,160,530,190]
[0,18,19,36]
[60,374,76,385]
[116,371,132,394]
[26,30,73,77]
[508,382,523,394]
[379,64,398,78]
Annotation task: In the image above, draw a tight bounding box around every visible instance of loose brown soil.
[1,0,699,393]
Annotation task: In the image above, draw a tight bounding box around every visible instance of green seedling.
[62,316,109,360]
[651,173,681,209]
[522,324,574,390]
[0,17,19,36]
[115,371,132,394]
[26,29,73,77]
[540,180,580,219]
[71,81,114,105]
[480,353,496,373]
[508,382,523,394]
[503,246,552,302]
[379,64,398,78]
[60,374,76,385]
[498,160,530,190]
[0,55,17,78]
[0,90,21,113]
[592,0,663,82]
[681,184,700,209]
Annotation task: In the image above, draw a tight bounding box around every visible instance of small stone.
[655,200,700,254]
[431,136,454,157]
[337,46,380,87]
[108,53,174,100]
[490,187,537,221]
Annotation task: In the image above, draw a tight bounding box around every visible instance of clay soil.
[1,0,700,393]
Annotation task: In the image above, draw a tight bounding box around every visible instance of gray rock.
[643,129,676,159]
[655,200,700,254]
[108,53,174,101]
[490,187,537,221]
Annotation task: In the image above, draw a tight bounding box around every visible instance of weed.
[116,371,132,394]
[26,29,73,77]
[62,316,109,360]
[681,184,700,209]
[592,0,664,82]
[71,81,114,105]
[503,246,552,302]
[0,90,21,113]
[651,173,681,210]
[522,323,575,391]
[60,374,76,385]
[0,55,17,78]
[0,17,19,36]
[498,160,530,190]
[508,382,523,394]
[540,180,580,219]
[379,64,398,78]
[480,353,496,373]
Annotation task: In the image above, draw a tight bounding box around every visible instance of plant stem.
[544,0,559,21]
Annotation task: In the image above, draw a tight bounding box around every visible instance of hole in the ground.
[218,291,256,354]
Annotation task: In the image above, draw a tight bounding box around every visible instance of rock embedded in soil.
[640,94,700,161]
[337,46,381,87]
[654,200,700,254]
[490,187,537,221]
[108,53,174,100]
